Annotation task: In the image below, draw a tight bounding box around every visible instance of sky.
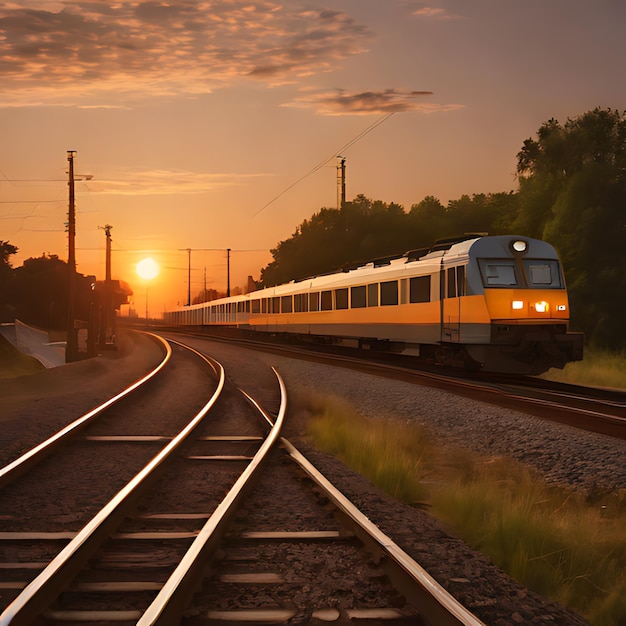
[1,0,625,318]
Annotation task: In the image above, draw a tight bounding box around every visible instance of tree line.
[260,108,626,350]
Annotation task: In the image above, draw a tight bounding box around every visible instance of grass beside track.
[542,348,626,390]
[0,335,45,378]
[299,389,626,626]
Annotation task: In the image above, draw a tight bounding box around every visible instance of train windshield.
[522,259,564,288]
[479,258,564,288]
[479,259,518,286]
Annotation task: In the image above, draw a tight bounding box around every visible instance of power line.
[253,112,395,217]
[107,246,268,253]
[0,199,61,204]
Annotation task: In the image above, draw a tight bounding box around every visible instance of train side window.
[281,295,292,313]
[447,267,456,298]
[410,275,431,303]
[252,299,260,313]
[271,296,280,313]
[478,259,518,286]
[335,288,348,310]
[309,292,319,311]
[457,266,466,296]
[380,280,398,306]
[367,283,379,307]
[351,285,366,308]
[446,266,466,298]
[261,299,267,314]
[321,290,333,311]
[246,301,250,313]
[294,293,308,312]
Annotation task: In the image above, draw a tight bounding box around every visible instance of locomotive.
[164,235,583,375]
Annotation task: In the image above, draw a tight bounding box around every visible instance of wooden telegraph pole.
[98,224,113,348]
[66,150,78,362]
[337,156,346,210]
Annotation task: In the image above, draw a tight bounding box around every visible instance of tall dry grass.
[297,389,626,626]
[303,393,431,504]
[542,348,626,390]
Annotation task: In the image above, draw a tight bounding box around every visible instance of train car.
[164,235,583,374]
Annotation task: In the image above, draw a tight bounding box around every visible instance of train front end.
[463,236,583,375]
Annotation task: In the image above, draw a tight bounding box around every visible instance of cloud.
[411,7,464,20]
[92,168,266,196]
[284,88,463,116]
[0,1,371,106]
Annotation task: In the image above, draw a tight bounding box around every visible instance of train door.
[440,264,465,342]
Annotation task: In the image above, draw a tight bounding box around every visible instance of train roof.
[168,235,560,311]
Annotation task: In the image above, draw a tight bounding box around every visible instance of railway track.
[0,336,224,623]
[0,332,172,489]
[0,335,484,625]
[159,327,626,440]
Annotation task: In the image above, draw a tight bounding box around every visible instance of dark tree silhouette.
[0,241,18,322]
[11,255,95,330]
[515,108,626,347]
[260,192,519,287]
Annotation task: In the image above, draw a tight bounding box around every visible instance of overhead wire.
[253,112,395,217]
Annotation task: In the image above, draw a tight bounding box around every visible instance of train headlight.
[511,300,524,310]
[534,301,548,313]
[512,240,527,253]
[557,304,567,312]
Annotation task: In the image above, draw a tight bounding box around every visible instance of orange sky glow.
[1,1,625,317]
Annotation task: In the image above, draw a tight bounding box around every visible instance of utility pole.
[337,156,346,210]
[66,150,78,362]
[104,225,112,282]
[187,248,191,306]
[98,224,113,348]
[226,248,231,297]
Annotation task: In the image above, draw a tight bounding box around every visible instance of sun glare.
[136,257,159,281]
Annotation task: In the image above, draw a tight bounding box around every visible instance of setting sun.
[136,257,159,281]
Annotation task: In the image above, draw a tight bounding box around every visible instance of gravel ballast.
[265,354,626,494]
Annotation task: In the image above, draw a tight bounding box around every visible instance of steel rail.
[235,333,626,437]
[0,331,172,489]
[280,439,484,626]
[247,394,484,626]
[164,329,626,424]
[0,342,225,626]
[137,367,287,626]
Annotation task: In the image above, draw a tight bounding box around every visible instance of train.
[164,235,584,375]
